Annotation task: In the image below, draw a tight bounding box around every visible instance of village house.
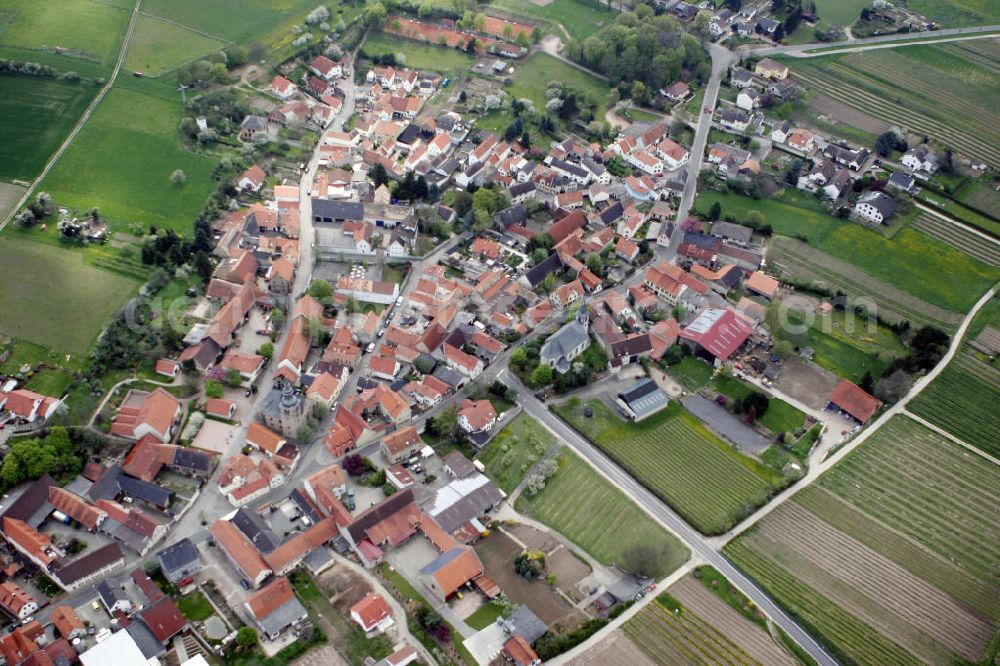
[853,191,897,225]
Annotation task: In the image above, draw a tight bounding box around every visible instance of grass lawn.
[0,0,131,69]
[778,308,906,384]
[508,53,610,114]
[710,375,807,435]
[124,14,228,76]
[478,413,556,493]
[515,447,688,579]
[664,356,715,390]
[487,0,614,40]
[177,591,214,621]
[40,84,216,233]
[362,31,476,73]
[692,188,840,243]
[810,0,870,25]
[380,262,408,285]
[464,600,511,630]
[0,75,97,182]
[816,225,1000,313]
[906,0,1000,26]
[553,400,782,535]
[0,235,140,355]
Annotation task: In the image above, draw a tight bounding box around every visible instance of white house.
[853,191,897,225]
[901,145,939,174]
[736,88,759,111]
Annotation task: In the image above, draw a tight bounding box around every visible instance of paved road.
[746,24,1000,57]
[674,44,737,224]
[0,0,143,230]
[501,371,839,666]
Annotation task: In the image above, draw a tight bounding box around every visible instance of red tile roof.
[547,210,586,243]
[47,487,105,530]
[382,426,422,457]
[2,517,56,567]
[829,380,882,423]
[247,576,296,620]
[110,388,180,441]
[427,546,483,598]
[206,398,235,419]
[503,635,540,666]
[350,592,392,631]
[210,520,270,582]
[51,606,84,639]
[679,308,752,362]
[139,597,186,642]
[459,399,497,432]
[247,422,286,455]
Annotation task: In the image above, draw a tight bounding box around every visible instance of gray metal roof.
[618,379,669,420]
[255,597,308,638]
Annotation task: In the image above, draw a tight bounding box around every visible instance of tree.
[875,130,906,157]
[532,25,543,43]
[621,543,665,578]
[859,370,874,394]
[772,339,795,359]
[170,169,186,184]
[204,379,224,399]
[540,273,556,294]
[370,163,389,188]
[258,342,274,360]
[531,249,548,265]
[342,454,368,477]
[236,627,258,649]
[708,201,722,221]
[193,252,214,280]
[431,404,460,444]
[225,367,243,387]
[874,369,911,403]
[308,278,333,301]
[630,80,646,104]
[744,210,765,229]
[531,363,554,386]
[363,1,387,26]
[586,252,603,276]
[739,392,769,421]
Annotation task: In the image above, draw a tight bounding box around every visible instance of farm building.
[828,379,882,424]
[679,308,753,366]
[616,379,670,421]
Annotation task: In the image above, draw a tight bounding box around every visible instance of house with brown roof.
[245,577,309,640]
[246,422,287,456]
[442,343,484,379]
[502,635,541,666]
[51,606,85,640]
[48,486,106,531]
[306,372,343,408]
[0,389,62,426]
[210,519,272,587]
[381,426,423,465]
[138,596,186,645]
[828,380,882,424]
[154,359,180,379]
[745,271,779,300]
[350,592,394,634]
[109,389,181,443]
[370,355,400,381]
[0,582,37,620]
[419,545,484,603]
[238,164,268,193]
[458,399,497,434]
[303,465,350,524]
[206,398,237,420]
[550,280,584,309]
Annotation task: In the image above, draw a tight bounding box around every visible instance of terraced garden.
[787,42,1000,166]
[553,400,782,534]
[911,211,1000,267]
[624,578,802,666]
[726,416,1000,666]
[908,350,1000,457]
[515,447,688,580]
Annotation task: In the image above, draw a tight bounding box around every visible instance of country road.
[0,0,144,231]
[746,23,1000,57]
[500,371,840,666]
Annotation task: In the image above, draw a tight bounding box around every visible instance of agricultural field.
[124,14,228,76]
[955,176,1000,218]
[361,31,476,73]
[0,235,140,355]
[623,573,803,666]
[0,75,97,183]
[477,413,556,494]
[908,349,1000,457]
[726,416,1000,666]
[692,188,840,243]
[486,0,614,41]
[140,0,322,43]
[910,211,1000,267]
[0,0,131,70]
[0,183,25,222]
[906,0,1000,26]
[785,41,1000,166]
[769,236,977,330]
[776,307,906,383]
[40,83,216,233]
[514,446,689,580]
[554,399,782,534]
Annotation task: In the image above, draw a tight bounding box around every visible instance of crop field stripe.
[627,600,763,666]
[795,69,1000,164]
[625,609,706,665]
[795,487,1000,618]
[749,503,993,661]
[796,64,1000,158]
[819,418,1000,579]
[911,214,1000,267]
[726,541,920,666]
[954,351,1000,389]
[795,68,1000,165]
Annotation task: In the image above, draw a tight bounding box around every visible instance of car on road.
[366,342,375,353]
[395,296,403,307]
